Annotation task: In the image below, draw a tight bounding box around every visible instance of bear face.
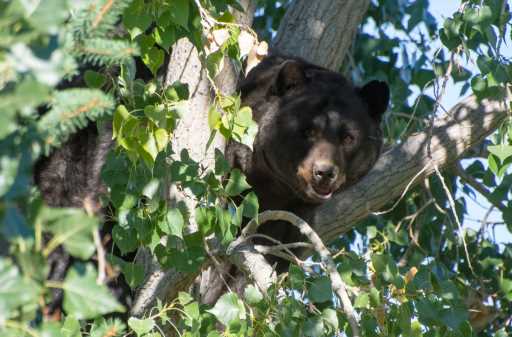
[232,55,389,207]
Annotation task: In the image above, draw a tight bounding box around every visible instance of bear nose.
[313,163,337,181]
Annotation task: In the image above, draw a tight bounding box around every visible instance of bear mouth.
[313,185,333,198]
[306,184,334,202]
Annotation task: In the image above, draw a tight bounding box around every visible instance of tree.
[1,0,511,336]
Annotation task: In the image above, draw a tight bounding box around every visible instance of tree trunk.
[131,0,257,316]
[273,0,370,70]
[132,0,509,316]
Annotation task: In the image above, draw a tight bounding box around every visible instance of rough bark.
[223,91,511,295]
[131,0,257,316]
[310,91,511,241]
[272,0,370,70]
[131,0,511,318]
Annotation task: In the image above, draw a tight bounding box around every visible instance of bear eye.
[303,129,314,138]
[342,134,355,146]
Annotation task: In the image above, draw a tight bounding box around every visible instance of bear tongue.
[313,184,332,196]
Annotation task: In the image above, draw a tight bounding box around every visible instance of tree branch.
[229,210,360,337]
[309,89,511,242]
[131,0,257,315]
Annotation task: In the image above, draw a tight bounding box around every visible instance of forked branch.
[229,210,361,337]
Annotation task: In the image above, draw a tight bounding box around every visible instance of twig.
[93,229,107,284]
[428,51,455,157]
[433,163,475,274]
[372,164,430,216]
[229,210,361,337]
[203,239,234,290]
[83,196,106,285]
[244,233,308,264]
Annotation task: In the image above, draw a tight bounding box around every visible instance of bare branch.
[229,210,361,337]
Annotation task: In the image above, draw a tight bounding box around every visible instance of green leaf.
[225,169,251,196]
[309,276,332,303]
[288,265,305,289]
[488,153,499,175]
[196,206,216,236]
[0,258,41,317]
[244,285,263,304]
[128,317,155,336]
[214,149,231,175]
[28,0,69,32]
[303,317,324,336]
[113,104,131,139]
[178,292,200,326]
[471,75,488,93]
[109,255,144,289]
[208,105,222,130]
[241,192,259,218]
[371,253,399,285]
[43,208,98,260]
[207,292,246,327]
[112,225,139,254]
[159,208,184,238]
[477,55,495,75]
[138,34,155,55]
[500,278,512,300]
[142,46,164,76]
[138,131,159,167]
[62,263,124,319]
[488,145,512,163]
[84,70,106,89]
[354,292,369,308]
[123,0,152,39]
[61,316,82,337]
[164,82,189,106]
[154,26,176,50]
[169,0,189,29]
[155,233,205,272]
[206,49,225,78]
[440,305,468,330]
[398,302,413,333]
[235,106,253,127]
[154,128,169,151]
[463,6,493,24]
[321,308,338,331]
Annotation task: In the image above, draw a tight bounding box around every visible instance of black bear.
[226,55,389,269]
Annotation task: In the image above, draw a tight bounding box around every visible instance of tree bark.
[273,0,370,70]
[131,0,257,316]
[223,91,511,298]
[310,90,511,241]
[132,0,510,317]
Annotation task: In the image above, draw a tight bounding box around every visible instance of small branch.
[83,195,106,284]
[455,161,506,211]
[229,210,361,337]
[433,163,475,274]
[93,229,107,284]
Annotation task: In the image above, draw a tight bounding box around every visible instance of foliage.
[0,0,511,336]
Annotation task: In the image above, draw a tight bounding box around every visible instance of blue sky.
[429,0,512,244]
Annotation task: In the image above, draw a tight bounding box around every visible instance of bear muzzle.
[305,162,346,202]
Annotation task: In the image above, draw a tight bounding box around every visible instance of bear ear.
[273,60,307,96]
[358,80,390,120]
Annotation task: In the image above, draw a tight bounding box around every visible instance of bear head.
[240,56,389,205]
